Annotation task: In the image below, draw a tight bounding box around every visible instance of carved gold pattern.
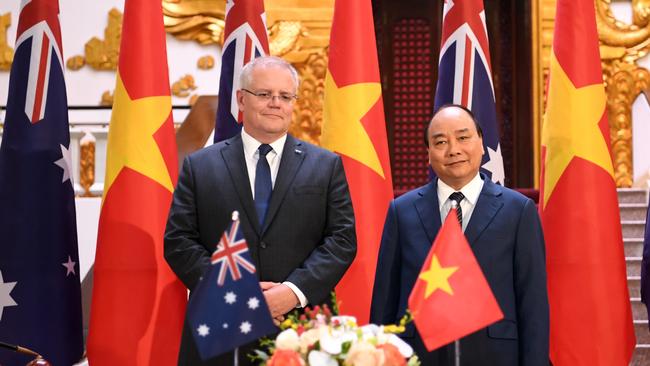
[79,132,96,197]
[0,12,14,71]
[289,49,328,145]
[84,8,122,71]
[101,90,114,106]
[171,74,197,97]
[163,0,226,45]
[66,55,85,71]
[535,0,650,187]
[197,55,215,69]
[597,0,650,187]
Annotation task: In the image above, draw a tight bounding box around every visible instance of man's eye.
[435,141,446,146]
[279,94,294,102]
[257,92,272,98]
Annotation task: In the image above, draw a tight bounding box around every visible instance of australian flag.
[0,1,83,365]
[187,212,276,360]
[434,0,505,185]
[214,0,270,142]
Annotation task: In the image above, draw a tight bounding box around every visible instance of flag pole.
[234,347,238,366]
[454,339,460,366]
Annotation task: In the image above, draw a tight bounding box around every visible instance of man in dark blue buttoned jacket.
[165,56,356,365]
[370,105,549,365]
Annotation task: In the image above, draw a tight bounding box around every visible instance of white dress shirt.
[437,173,484,232]
[240,128,308,307]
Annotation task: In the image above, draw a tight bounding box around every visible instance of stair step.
[632,344,650,366]
[626,239,645,257]
[632,297,648,321]
[621,203,649,221]
[618,188,648,204]
[623,221,647,239]
[628,257,642,277]
[636,320,650,345]
[630,276,641,298]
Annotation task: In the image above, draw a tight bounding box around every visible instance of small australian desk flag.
[187,211,276,360]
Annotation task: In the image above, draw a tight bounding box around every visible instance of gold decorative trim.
[197,55,215,69]
[0,12,14,71]
[79,131,96,197]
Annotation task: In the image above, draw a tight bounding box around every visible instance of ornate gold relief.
[79,131,96,197]
[85,8,122,70]
[67,8,122,71]
[597,0,650,187]
[171,74,197,97]
[163,0,226,45]
[535,0,650,187]
[101,90,114,106]
[197,55,215,69]
[66,55,85,71]
[0,12,14,71]
[289,49,328,145]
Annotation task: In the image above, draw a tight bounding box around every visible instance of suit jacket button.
[260,241,267,249]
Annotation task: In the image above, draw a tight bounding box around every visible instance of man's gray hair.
[239,56,300,91]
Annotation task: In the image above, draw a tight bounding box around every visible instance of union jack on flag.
[211,218,256,286]
[16,0,65,123]
[434,0,505,185]
[187,212,276,360]
[214,0,270,142]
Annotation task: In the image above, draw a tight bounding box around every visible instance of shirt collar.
[241,128,287,159]
[437,173,484,207]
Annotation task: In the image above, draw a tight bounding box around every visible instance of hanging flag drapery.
[0,1,83,364]
[87,0,187,364]
[321,0,394,324]
[433,0,504,185]
[539,0,635,364]
[214,0,270,143]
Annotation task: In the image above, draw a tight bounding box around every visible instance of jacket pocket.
[487,319,518,340]
[293,185,324,195]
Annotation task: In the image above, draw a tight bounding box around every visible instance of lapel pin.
[294,149,302,154]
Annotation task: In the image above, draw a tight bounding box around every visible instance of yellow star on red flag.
[419,254,458,297]
[104,73,174,195]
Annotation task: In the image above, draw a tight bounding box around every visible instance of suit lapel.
[262,135,305,234]
[414,180,441,245]
[464,179,503,245]
[221,135,261,233]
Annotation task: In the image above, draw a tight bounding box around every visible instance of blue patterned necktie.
[255,144,273,226]
[449,191,465,227]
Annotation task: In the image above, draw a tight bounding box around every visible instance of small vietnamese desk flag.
[408,208,502,351]
[187,212,276,360]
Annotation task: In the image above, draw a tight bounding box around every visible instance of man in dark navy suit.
[165,56,356,365]
[370,105,549,365]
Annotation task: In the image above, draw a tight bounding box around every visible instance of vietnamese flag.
[539,0,635,364]
[86,0,187,364]
[408,209,503,351]
[321,0,394,324]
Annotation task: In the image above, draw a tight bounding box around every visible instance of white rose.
[299,328,322,353]
[275,328,300,351]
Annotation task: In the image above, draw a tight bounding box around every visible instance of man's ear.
[236,90,245,111]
